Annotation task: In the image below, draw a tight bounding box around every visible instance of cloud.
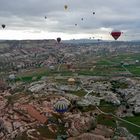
[0,0,140,40]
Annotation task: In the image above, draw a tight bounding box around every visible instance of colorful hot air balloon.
[111,30,122,40]
[64,5,68,10]
[1,24,6,29]
[54,99,69,113]
[57,37,61,43]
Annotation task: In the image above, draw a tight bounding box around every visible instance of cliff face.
[0,39,58,72]
[0,39,56,50]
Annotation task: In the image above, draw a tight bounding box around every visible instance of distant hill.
[0,39,140,48]
[63,39,102,44]
[63,39,140,46]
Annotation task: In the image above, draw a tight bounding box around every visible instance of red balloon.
[111,30,122,40]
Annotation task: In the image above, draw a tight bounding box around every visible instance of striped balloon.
[54,100,69,113]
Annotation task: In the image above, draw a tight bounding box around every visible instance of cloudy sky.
[0,0,140,40]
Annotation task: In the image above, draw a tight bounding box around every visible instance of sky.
[0,0,140,40]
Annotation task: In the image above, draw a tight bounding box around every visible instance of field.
[97,114,117,128]
[15,53,140,83]
[119,116,140,136]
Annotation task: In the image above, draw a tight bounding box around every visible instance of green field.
[99,100,117,114]
[120,116,140,136]
[97,53,140,65]
[125,65,140,75]
[97,114,117,128]
[92,53,140,76]
[13,53,140,83]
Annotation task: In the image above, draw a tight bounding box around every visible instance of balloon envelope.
[2,24,6,29]
[54,99,69,113]
[111,30,122,40]
[64,5,68,10]
[57,37,61,43]
[9,74,15,80]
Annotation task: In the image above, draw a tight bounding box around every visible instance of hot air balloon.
[111,30,122,40]
[93,12,95,15]
[68,78,75,85]
[64,5,68,10]
[9,74,16,81]
[57,37,61,43]
[1,24,6,29]
[54,99,69,113]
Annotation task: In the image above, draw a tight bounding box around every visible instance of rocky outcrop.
[67,133,109,140]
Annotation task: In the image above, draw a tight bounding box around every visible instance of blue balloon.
[54,100,69,113]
